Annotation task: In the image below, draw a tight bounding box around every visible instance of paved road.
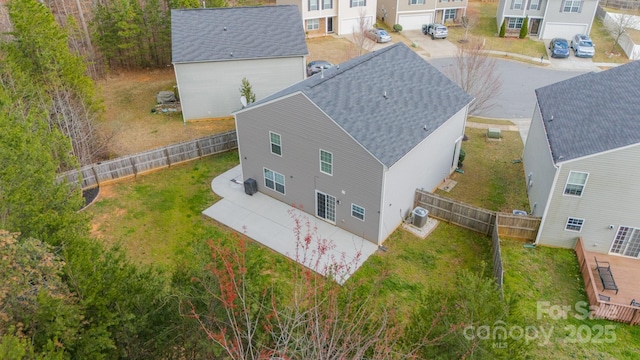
[427,57,586,119]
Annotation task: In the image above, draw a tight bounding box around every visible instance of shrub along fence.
[414,189,541,291]
[58,131,238,189]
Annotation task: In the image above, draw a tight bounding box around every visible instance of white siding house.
[377,0,468,31]
[277,0,377,36]
[235,43,473,245]
[523,61,640,257]
[496,0,599,39]
[171,6,308,121]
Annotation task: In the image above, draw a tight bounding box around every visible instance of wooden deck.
[575,238,640,325]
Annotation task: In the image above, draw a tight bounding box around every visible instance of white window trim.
[409,0,425,4]
[563,171,589,197]
[320,149,333,176]
[264,168,285,195]
[322,0,332,9]
[529,0,540,10]
[513,0,523,9]
[309,0,319,11]
[444,8,456,21]
[269,131,282,156]
[565,217,584,232]
[307,19,319,31]
[351,203,365,221]
[562,0,581,13]
[609,226,640,258]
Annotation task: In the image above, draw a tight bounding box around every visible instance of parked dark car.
[306,60,334,76]
[548,38,570,58]
[366,28,392,43]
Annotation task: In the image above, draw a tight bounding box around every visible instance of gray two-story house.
[378,0,468,30]
[496,0,599,39]
[523,61,640,257]
[234,43,473,245]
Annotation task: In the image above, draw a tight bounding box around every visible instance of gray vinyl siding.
[174,56,305,121]
[539,0,598,39]
[235,93,384,244]
[537,144,640,252]
[523,106,557,217]
[380,106,467,243]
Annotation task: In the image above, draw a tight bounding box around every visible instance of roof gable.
[171,6,308,63]
[536,61,640,163]
[246,43,473,167]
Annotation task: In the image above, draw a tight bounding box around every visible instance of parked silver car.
[571,34,595,58]
[366,28,392,43]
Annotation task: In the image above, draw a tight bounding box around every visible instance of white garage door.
[398,13,433,31]
[541,23,587,40]
[339,16,373,35]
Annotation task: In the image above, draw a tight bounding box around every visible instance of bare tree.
[605,12,640,54]
[460,6,479,42]
[345,9,374,59]
[445,37,502,116]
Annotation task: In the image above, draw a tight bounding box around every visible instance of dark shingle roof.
[249,43,473,167]
[171,6,308,63]
[536,61,640,163]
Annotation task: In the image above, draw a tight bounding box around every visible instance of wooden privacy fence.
[58,131,238,190]
[491,217,504,292]
[414,189,496,235]
[413,189,541,240]
[575,238,640,325]
[414,190,541,291]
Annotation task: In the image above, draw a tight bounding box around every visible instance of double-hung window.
[309,0,319,11]
[409,0,425,5]
[323,0,332,9]
[320,149,333,175]
[563,171,588,196]
[351,204,365,221]
[562,0,581,13]
[508,17,524,29]
[512,0,523,10]
[529,0,540,10]
[565,217,584,232]
[444,9,456,21]
[307,19,320,31]
[264,168,285,194]
[350,0,365,7]
[270,132,282,156]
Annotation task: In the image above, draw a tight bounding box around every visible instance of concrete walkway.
[202,166,379,284]
[467,117,531,144]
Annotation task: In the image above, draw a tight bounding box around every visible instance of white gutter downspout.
[377,167,389,247]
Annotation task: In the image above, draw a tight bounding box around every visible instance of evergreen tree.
[519,17,529,39]
[499,19,506,38]
[239,77,256,105]
[4,0,105,165]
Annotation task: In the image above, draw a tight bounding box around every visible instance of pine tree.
[519,16,529,39]
[239,77,256,105]
[499,19,506,38]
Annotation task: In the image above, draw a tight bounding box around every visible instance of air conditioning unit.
[487,128,501,139]
[243,178,257,195]
[412,207,429,228]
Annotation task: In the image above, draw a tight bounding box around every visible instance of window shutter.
[560,0,565,12]
[578,0,583,13]
[526,0,530,10]
[309,0,312,10]
[510,0,514,9]
[350,0,353,7]
[364,0,366,6]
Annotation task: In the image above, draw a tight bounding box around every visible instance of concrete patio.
[202,165,379,283]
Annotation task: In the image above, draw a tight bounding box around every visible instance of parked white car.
[571,34,595,58]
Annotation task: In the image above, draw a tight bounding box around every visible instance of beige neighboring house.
[377,0,468,30]
[523,61,640,256]
[277,0,377,35]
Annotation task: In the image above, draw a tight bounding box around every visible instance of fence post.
[91,165,100,187]
[129,156,138,177]
[195,139,203,158]
[164,148,172,167]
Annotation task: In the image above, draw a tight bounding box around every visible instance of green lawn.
[501,238,640,358]
[436,126,530,212]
